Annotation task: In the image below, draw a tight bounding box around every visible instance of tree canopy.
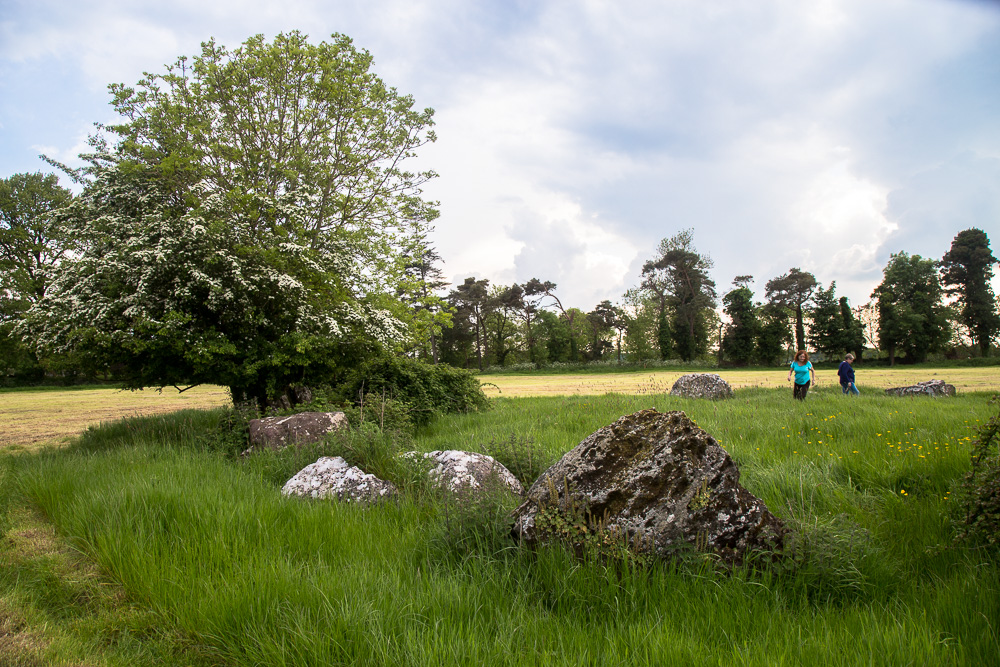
[871,252,950,365]
[642,230,717,361]
[720,280,759,366]
[940,228,1000,356]
[0,172,73,315]
[25,32,438,407]
[765,268,817,353]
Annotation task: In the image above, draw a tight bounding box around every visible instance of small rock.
[281,456,397,503]
[404,450,524,496]
[669,373,733,399]
[248,411,348,451]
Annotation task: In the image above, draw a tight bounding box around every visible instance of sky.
[2,0,999,312]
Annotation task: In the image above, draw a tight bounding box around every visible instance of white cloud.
[2,0,998,313]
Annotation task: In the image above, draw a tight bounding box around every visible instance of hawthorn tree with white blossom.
[25,31,438,408]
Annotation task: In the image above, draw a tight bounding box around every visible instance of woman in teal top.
[787,350,815,400]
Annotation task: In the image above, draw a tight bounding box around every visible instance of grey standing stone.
[669,373,733,399]
[248,411,348,450]
[884,380,956,397]
[512,409,784,565]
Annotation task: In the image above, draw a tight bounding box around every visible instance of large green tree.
[585,300,616,361]
[765,267,817,353]
[807,282,864,361]
[25,32,437,408]
[449,277,490,371]
[940,228,1000,356]
[0,172,73,309]
[871,252,950,365]
[643,230,717,361]
[482,284,523,367]
[0,172,73,381]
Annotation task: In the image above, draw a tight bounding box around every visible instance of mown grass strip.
[0,455,223,666]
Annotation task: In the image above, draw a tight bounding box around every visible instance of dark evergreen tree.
[757,303,792,365]
[438,305,476,368]
[720,277,760,366]
[808,282,845,359]
[398,243,450,363]
[642,230,717,361]
[839,296,865,362]
[940,228,1000,356]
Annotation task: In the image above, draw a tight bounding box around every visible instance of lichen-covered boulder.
[281,456,397,503]
[669,373,733,399]
[405,450,524,496]
[511,409,784,565]
[248,411,348,450]
[885,380,956,397]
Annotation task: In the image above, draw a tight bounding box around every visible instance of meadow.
[1,375,998,665]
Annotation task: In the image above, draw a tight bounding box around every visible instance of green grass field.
[1,379,998,665]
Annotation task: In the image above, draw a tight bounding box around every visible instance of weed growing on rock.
[531,476,654,567]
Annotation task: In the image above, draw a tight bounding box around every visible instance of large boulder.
[248,411,348,450]
[282,456,397,503]
[885,380,956,397]
[669,373,733,400]
[405,450,524,496]
[511,409,784,565]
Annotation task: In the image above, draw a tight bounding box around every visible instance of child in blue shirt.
[787,350,815,400]
[837,353,859,395]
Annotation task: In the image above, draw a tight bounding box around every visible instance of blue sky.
[2,0,998,311]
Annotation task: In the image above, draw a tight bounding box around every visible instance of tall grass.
[5,389,999,665]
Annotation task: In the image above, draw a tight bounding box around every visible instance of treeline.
[2,168,998,387]
[397,228,1000,370]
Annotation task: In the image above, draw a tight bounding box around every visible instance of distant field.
[1,367,997,451]
[479,366,1000,397]
[0,385,231,452]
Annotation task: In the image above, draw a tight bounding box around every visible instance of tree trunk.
[795,305,805,352]
[476,326,483,371]
[229,384,268,413]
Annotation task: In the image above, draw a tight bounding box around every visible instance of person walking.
[838,353,860,396]
[788,350,815,401]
